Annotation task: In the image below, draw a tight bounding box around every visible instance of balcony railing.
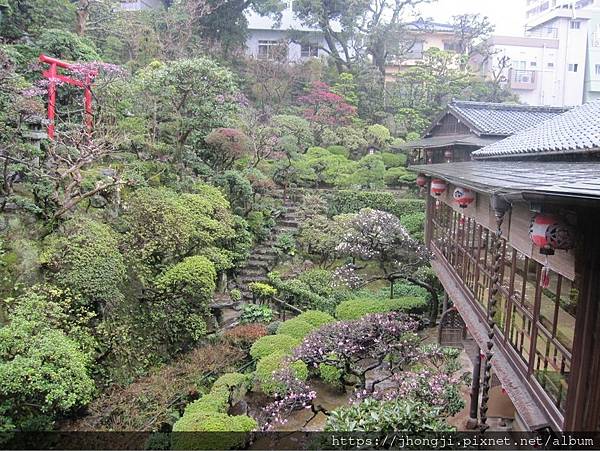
[525,27,559,39]
[592,32,600,48]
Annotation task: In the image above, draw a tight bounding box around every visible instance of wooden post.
[466,349,482,429]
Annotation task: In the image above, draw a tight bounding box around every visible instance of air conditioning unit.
[520,75,531,83]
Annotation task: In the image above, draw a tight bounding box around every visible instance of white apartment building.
[245,1,334,62]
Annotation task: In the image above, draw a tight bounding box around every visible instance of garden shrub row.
[335,297,428,320]
[172,372,256,448]
[327,190,425,219]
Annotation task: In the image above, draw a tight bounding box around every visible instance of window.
[568,63,579,72]
[548,62,555,68]
[443,41,462,53]
[595,64,600,76]
[570,20,581,29]
[430,200,578,414]
[407,41,424,59]
[257,40,285,60]
[300,43,319,58]
[530,61,537,67]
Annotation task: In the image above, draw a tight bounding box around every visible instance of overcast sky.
[416,0,527,36]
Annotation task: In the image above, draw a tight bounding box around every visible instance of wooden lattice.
[438,307,466,348]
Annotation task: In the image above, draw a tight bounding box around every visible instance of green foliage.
[239,304,274,325]
[0,0,75,42]
[36,29,100,61]
[384,166,417,187]
[328,190,425,219]
[229,289,242,302]
[271,114,314,153]
[155,256,217,306]
[212,373,250,404]
[248,282,277,299]
[295,310,335,328]
[325,398,454,432]
[381,151,407,169]
[266,321,282,335]
[335,297,427,320]
[400,212,426,243]
[274,232,297,257]
[255,352,308,396]
[366,124,391,149]
[319,363,343,388]
[134,58,239,159]
[326,145,350,158]
[332,72,358,106]
[39,218,126,310]
[0,291,96,431]
[276,318,315,340]
[213,170,253,215]
[249,334,300,360]
[268,271,347,314]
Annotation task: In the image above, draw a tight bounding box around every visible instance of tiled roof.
[409,161,600,200]
[472,100,600,159]
[397,134,498,150]
[446,101,570,137]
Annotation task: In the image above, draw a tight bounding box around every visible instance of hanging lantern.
[430,179,447,197]
[453,187,475,208]
[444,149,454,163]
[416,174,427,188]
[529,214,575,256]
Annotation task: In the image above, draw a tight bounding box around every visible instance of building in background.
[119,0,162,11]
[402,101,569,165]
[245,1,332,62]
[385,19,460,83]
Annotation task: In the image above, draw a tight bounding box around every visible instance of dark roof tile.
[447,101,570,136]
[472,100,600,159]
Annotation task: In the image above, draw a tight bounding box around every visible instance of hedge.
[255,352,309,396]
[295,310,336,328]
[335,297,428,320]
[172,377,256,448]
[249,334,300,360]
[327,190,424,219]
[276,318,315,339]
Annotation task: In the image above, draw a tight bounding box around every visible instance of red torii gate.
[39,54,96,140]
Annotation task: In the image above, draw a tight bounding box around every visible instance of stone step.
[240,268,267,276]
[245,259,271,268]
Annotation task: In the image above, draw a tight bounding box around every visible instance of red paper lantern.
[453,187,475,208]
[529,214,575,255]
[416,174,427,188]
[430,179,447,196]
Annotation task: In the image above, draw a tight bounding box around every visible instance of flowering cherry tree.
[333,208,441,323]
[293,312,421,390]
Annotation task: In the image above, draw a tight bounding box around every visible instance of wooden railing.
[253,295,303,321]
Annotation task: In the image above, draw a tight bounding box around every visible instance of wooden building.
[410,99,600,431]
[402,101,568,165]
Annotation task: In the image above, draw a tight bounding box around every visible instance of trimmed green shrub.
[327,145,350,158]
[249,334,300,360]
[155,256,217,305]
[276,319,315,340]
[255,352,308,396]
[229,289,242,302]
[319,363,344,388]
[384,167,417,187]
[335,297,428,320]
[381,152,407,169]
[248,282,277,299]
[212,373,249,405]
[327,190,425,219]
[266,321,282,335]
[400,211,426,243]
[39,218,126,308]
[295,310,336,328]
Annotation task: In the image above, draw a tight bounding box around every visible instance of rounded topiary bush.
[295,310,335,328]
[266,320,282,335]
[255,352,308,395]
[212,373,249,404]
[276,318,315,339]
[249,334,300,360]
[335,297,427,320]
[172,411,256,449]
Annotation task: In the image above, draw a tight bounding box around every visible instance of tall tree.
[451,13,495,71]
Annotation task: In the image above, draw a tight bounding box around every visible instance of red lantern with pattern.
[416,174,427,188]
[529,214,575,256]
[430,179,447,197]
[453,187,475,208]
